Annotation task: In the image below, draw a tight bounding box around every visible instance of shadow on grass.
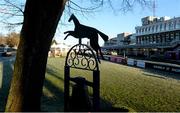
[0,58,131,112]
[41,65,65,111]
[42,78,64,111]
[43,64,131,112]
[142,68,180,80]
[0,60,13,111]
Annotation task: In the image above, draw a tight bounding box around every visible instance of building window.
[174,20,176,29]
[170,33,173,41]
[175,32,179,40]
[171,21,174,29]
[162,24,164,31]
[152,26,154,32]
[177,20,180,28]
[142,28,144,33]
[168,21,174,30]
[139,29,141,33]
[136,29,138,33]
[167,22,171,30]
[144,27,146,32]
[156,25,158,32]
[148,26,151,32]
[164,23,166,30]
[166,33,170,42]
[168,22,171,30]
[160,24,162,31]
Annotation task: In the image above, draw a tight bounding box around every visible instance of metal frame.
[64,43,100,111]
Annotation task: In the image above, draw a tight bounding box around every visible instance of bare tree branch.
[69,0,103,11]
[0,0,24,31]
[0,10,23,16]
[2,21,23,26]
[4,0,24,15]
[0,0,152,32]
[65,0,103,17]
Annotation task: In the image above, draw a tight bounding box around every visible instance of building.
[117,32,132,45]
[135,16,180,59]
[103,32,132,55]
[102,16,180,60]
[135,16,180,45]
[49,40,71,57]
[104,32,132,46]
[104,37,117,46]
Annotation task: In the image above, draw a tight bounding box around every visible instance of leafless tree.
[0,35,6,46]
[6,32,20,47]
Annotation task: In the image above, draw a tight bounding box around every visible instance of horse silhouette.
[64,14,109,63]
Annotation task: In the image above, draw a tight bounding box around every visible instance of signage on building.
[136,60,145,68]
[171,68,180,73]
[146,62,180,74]
[127,58,134,66]
[104,56,110,61]
[110,56,116,62]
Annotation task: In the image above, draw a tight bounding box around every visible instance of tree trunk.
[5,0,67,111]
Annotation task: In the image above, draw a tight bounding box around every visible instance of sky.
[56,0,180,46]
[0,0,180,46]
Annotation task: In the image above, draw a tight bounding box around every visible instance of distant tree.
[0,0,152,112]
[6,32,20,47]
[51,39,58,45]
[0,35,6,46]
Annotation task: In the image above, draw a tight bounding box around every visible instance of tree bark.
[5,0,67,111]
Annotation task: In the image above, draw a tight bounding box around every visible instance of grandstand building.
[102,16,180,60]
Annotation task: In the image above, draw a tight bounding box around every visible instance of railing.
[136,27,180,36]
[102,39,180,49]
[64,43,100,112]
[170,40,180,46]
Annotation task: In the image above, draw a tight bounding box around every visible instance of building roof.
[51,40,71,49]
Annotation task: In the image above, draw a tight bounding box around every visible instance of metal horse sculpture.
[64,14,109,63]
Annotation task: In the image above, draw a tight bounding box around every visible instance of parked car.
[2,52,12,57]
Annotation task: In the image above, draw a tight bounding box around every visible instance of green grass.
[43,57,180,112]
[0,57,180,112]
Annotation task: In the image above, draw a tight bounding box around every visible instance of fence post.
[64,66,70,111]
[93,70,100,111]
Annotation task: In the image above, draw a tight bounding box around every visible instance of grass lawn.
[0,57,180,112]
[42,57,180,112]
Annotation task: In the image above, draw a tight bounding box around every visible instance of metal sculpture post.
[64,14,109,111]
[64,14,109,63]
[64,39,100,111]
